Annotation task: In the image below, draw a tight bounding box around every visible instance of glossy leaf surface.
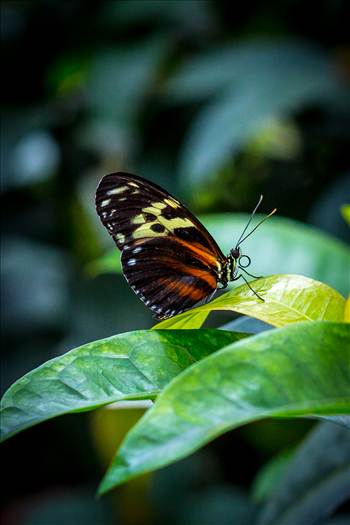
[99,322,350,494]
[155,274,345,329]
[0,330,244,442]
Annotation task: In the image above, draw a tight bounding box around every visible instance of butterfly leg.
[204,288,218,304]
[234,274,265,302]
[241,268,263,279]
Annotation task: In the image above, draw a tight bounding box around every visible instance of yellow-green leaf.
[341,205,350,226]
[345,295,350,323]
[154,274,346,329]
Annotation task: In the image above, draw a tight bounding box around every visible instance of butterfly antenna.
[237,206,277,247]
[235,195,263,247]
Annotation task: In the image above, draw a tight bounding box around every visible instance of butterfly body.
[95,172,266,319]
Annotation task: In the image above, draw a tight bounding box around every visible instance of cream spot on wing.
[101,199,111,207]
[132,224,165,239]
[151,202,167,210]
[128,182,139,187]
[116,233,125,243]
[142,206,162,216]
[131,214,194,238]
[164,198,180,209]
[107,186,129,195]
[158,216,194,230]
[131,214,145,225]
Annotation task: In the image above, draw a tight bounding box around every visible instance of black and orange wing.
[95,172,226,319]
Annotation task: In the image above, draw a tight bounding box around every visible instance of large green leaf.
[155,274,345,329]
[98,322,350,494]
[258,422,350,525]
[0,329,244,442]
[91,214,350,296]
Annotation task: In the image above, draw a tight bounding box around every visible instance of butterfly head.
[225,247,252,282]
[230,247,241,260]
[230,247,251,270]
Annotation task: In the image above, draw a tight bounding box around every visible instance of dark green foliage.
[2,1,350,524]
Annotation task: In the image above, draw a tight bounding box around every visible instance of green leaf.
[0,329,244,442]
[154,274,345,329]
[345,296,350,323]
[252,449,294,503]
[98,322,350,494]
[257,422,350,525]
[92,214,350,296]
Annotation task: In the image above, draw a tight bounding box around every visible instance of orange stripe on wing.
[185,267,217,289]
[158,259,217,289]
[160,277,210,301]
[174,239,222,267]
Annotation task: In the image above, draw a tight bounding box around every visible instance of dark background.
[1,1,349,524]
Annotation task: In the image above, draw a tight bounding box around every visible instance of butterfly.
[95,172,276,320]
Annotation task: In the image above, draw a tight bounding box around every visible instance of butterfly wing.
[121,236,219,319]
[96,172,225,253]
[95,172,226,318]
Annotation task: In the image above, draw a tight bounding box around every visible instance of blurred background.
[1,1,349,524]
